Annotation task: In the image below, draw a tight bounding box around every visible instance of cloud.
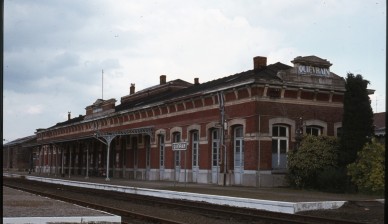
[26,105,44,115]
[3,0,386,141]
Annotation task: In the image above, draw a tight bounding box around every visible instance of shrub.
[287,135,340,189]
[347,140,385,194]
[316,166,347,193]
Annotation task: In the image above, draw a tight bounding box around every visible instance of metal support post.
[86,143,89,179]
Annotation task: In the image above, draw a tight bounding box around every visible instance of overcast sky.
[4,0,386,142]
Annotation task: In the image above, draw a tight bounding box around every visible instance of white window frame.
[234,126,244,168]
[159,135,165,168]
[192,131,199,167]
[306,125,322,136]
[145,136,151,168]
[272,125,289,169]
[211,129,220,167]
[173,132,181,167]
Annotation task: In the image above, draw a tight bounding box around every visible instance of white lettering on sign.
[298,65,330,76]
[172,142,188,151]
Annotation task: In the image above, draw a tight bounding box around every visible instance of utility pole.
[102,69,104,100]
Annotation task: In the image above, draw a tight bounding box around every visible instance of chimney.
[194,78,199,85]
[253,56,267,69]
[130,83,135,95]
[160,75,166,85]
[68,111,71,120]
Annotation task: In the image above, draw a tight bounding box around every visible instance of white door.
[211,129,220,184]
[192,131,199,182]
[234,126,244,185]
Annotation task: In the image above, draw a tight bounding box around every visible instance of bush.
[316,166,347,193]
[287,135,340,189]
[347,140,385,194]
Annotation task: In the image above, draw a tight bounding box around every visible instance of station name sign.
[172,142,188,151]
[298,65,330,76]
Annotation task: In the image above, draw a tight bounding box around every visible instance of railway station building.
[24,55,347,187]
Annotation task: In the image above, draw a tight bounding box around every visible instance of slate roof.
[49,115,85,129]
[42,62,292,129]
[3,135,36,147]
[116,62,291,112]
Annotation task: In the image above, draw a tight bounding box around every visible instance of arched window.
[234,126,244,168]
[173,132,181,167]
[211,129,220,167]
[272,125,288,169]
[159,135,165,168]
[192,131,199,167]
[306,125,322,136]
[132,137,138,167]
[145,135,151,168]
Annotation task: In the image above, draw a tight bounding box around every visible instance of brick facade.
[24,55,347,187]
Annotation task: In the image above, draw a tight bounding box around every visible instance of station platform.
[3,185,121,224]
[3,171,383,215]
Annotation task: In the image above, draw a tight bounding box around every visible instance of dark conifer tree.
[340,73,374,166]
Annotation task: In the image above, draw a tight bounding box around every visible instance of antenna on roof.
[102,69,104,100]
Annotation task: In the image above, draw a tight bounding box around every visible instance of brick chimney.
[130,83,135,95]
[160,75,166,85]
[68,111,71,120]
[194,78,199,85]
[253,56,267,69]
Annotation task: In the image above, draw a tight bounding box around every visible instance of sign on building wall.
[297,65,330,76]
[172,142,188,151]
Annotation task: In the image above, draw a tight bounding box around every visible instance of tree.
[287,135,340,189]
[339,73,374,166]
[347,140,385,194]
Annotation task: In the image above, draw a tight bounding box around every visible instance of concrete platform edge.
[4,173,349,214]
[3,216,121,224]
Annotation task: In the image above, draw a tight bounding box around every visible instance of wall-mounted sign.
[172,142,188,151]
[298,65,330,76]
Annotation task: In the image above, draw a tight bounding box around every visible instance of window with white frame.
[306,125,322,136]
[212,129,220,167]
[192,131,199,167]
[159,135,165,167]
[272,125,288,169]
[173,132,181,167]
[145,135,151,168]
[132,137,138,166]
[234,126,244,168]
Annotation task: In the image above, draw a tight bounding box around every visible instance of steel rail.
[4,182,184,224]
[4,177,367,224]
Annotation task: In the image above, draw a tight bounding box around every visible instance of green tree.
[340,73,374,166]
[287,135,340,189]
[347,140,385,194]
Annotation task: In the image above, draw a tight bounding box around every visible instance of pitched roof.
[49,114,85,128]
[115,62,290,112]
[3,135,36,147]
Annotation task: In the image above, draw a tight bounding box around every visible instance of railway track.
[4,176,367,224]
